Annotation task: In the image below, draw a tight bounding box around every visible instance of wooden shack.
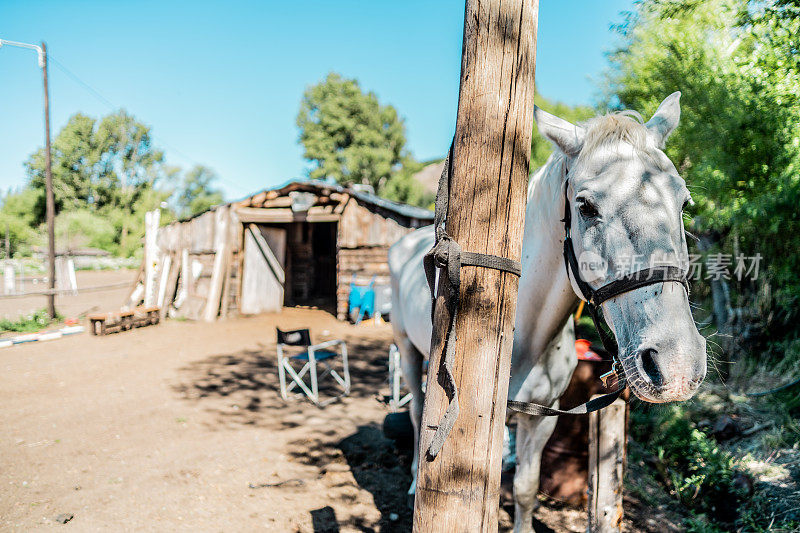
[127,181,433,321]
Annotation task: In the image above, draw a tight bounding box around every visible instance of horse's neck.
[513,155,578,362]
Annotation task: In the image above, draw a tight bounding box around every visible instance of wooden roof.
[236,181,434,222]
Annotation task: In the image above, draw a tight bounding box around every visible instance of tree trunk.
[698,232,731,378]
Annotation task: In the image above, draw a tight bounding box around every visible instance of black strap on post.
[423,139,522,459]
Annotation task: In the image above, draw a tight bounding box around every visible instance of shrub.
[631,405,743,523]
[55,210,116,252]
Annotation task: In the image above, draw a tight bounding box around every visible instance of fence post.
[3,262,15,295]
[412,0,539,530]
[587,397,627,533]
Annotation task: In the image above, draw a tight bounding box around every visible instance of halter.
[561,177,689,313]
[507,164,691,417]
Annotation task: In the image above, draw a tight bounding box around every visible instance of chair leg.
[286,363,311,392]
[341,342,350,395]
[308,350,319,404]
[330,368,345,387]
[277,347,288,400]
[283,362,318,403]
[279,343,349,406]
[390,344,400,411]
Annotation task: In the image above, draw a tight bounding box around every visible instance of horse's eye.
[578,199,599,219]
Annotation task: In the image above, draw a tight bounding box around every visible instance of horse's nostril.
[639,348,662,386]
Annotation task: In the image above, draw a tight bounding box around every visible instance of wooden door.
[240,224,286,314]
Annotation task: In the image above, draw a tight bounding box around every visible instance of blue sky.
[0,0,634,199]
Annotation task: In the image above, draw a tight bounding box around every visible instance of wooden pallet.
[88,306,160,336]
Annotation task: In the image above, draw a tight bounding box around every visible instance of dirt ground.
[0,269,136,321]
[1,274,674,532]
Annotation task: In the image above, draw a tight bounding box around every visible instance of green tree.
[55,210,116,251]
[175,165,224,218]
[22,110,177,256]
[25,113,98,216]
[25,110,167,216]
[379,155,428,207]
[297,72,410,192]
[0,188,41,257]
[93,111,165,201]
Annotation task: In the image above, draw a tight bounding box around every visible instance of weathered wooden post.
[143,209,160,307]
[587,397,627,533]
[412,0,539,530]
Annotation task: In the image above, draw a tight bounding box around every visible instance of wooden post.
[412,1,539,531]
[587,397,627,533]
[160,252,181,320]
[42,42,57,319]
[175,248,190,308]
[3,262,14,295]
[143,209,160,307]
[202,206,230,322]
[156,254,173,309]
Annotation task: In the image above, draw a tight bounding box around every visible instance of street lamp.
[0,38,57,318]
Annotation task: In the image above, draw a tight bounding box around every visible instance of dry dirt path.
[1,309,412,532]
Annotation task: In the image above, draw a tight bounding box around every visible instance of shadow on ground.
[337,425,413,531]
[172,327,416,531]
[172,335,390,428]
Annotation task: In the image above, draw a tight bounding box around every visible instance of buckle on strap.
[599,361,621,388]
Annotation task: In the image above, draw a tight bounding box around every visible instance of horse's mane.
[579,110,649,159]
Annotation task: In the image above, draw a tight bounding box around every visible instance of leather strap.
[508,385,624,416]
[593,266,688,305]
[423,139,522,459]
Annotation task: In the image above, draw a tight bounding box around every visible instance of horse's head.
[535,92,706,403]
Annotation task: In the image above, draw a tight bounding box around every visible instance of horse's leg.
[512,410,559,533]
[397,336,424,498]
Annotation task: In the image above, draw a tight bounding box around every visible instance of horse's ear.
[534,106,585,156]
[645,91,681,147]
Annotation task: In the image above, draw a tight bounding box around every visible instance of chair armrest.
[309,339,345,351]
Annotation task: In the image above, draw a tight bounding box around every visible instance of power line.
[47,55,249,195]
[49,56,116,109]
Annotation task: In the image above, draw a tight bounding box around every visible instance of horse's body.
[389,93,707,533]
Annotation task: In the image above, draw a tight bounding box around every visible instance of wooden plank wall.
[338,197,411,248]
[132,207,242,321]
[335,197,420,319]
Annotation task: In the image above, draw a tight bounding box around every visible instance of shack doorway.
[284,221,338,312]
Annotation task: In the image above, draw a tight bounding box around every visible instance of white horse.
[389,92,707,533]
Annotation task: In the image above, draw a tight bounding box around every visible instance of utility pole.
[0,38,56,317]
[413,0,539,531]
[42,42,56,319]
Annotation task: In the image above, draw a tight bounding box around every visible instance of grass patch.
[0,308,62,333]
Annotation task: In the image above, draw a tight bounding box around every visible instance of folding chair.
[276,328,350,406]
